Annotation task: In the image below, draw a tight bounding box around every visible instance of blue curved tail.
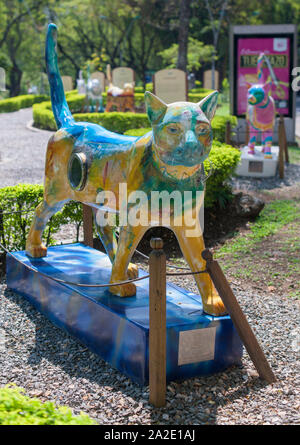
[46,23,74,129]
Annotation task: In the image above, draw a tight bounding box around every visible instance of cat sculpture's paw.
[109,282,136,297]
[26,243,47,258]
[127,263,138,279]
[203,294,228,316]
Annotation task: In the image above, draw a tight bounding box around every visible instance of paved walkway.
[0,108,53,187]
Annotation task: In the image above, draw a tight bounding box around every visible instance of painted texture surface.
[25,23,226,316]
[246,53,276,158]
[6,244,243,385]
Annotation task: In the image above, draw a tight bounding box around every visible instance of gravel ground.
[0,108,52,187]
[230,162,300,192]
[0,268,299,425]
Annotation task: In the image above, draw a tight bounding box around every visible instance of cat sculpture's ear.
[198,91,219,121]
[144,92,167,124]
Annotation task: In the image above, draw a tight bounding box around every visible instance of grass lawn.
[216,199,300,299]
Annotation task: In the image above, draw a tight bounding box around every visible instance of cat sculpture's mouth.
[155,145,209,168]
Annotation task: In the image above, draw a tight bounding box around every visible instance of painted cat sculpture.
[26,24,226,317]
[246,53,275,158]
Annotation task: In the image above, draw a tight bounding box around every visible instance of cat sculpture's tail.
[45,23,75,129]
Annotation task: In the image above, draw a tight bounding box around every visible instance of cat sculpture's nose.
[185,130,198,148]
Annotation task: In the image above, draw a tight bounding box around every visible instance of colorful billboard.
[235,37,292,116]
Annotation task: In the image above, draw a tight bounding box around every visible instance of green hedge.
[0,385,95,425]
[0,94,49,113]
[33,94,237,141]
[0,184,82,251]
[204,141,241,208]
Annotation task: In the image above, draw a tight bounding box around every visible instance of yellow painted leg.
[26,199,68,258]
[173,225,227,316]
[109,224,147,297]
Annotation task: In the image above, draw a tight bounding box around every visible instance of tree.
[159,37,214,73]
[177,0,192,71]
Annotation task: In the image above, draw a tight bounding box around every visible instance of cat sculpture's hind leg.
[262,130,273,158]
[95,219,138,279]
[109,224,147,297]
[173,223,227,317]
[26,198,69,258]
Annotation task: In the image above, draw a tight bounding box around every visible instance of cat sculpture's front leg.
[247,124,257,155]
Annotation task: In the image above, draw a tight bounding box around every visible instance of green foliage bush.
[0,184,82,251]
[204,141,241,208]
[33,94,237,141]
[0,94,49,113]
[0,385,95,425]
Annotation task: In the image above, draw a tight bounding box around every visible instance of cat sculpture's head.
[247,82,271,107]
[144,91,218,167]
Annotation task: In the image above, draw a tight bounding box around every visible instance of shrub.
[0,184,82,251]
[0,94,49,113]
[33,95,237,141]
[124,127,152,137]
[74,111,149,133]
[212,115,237,141]
[204,141,241,208]
[0,385,96,425]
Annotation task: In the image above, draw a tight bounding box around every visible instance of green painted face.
[248,85,266,105]
[144,91,218,167]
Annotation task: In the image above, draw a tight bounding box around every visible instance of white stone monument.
[153,69,187,103]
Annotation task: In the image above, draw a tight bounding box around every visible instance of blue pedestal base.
[6,243,243,385]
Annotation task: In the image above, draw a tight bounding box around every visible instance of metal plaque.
[178,326,216,366]
[248,160,263,173]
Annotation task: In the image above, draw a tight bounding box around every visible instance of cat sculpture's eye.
[196,124,210,136]
[166,124,181,135]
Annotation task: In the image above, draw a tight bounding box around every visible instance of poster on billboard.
[236,37,291,116]
[230,25,297,122]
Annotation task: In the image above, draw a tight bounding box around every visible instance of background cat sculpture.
[25,23,225,316]
[246,52,276,159]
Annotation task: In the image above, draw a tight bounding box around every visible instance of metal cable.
[1,242,207,288]
[1,243,149,288]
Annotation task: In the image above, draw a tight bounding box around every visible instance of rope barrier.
[0,242,207,288]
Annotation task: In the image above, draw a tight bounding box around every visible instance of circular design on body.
[67,152,88,191]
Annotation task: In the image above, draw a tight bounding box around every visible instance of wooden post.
[82,204,94,248]
[278,116,285,179]
[225,120,231,145]
[149,237,166,407]
[245,121,249,146]
[279,114,289,163]
[202,249,276,384]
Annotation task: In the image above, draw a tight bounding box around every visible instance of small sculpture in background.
[86,77,104,113]
[106,65,135,112]
[78,66,104,113]
[76,70,86,95]
[246,53,276,159]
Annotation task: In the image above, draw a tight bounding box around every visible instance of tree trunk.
[177,0,191,72]
[9,64,22,97]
